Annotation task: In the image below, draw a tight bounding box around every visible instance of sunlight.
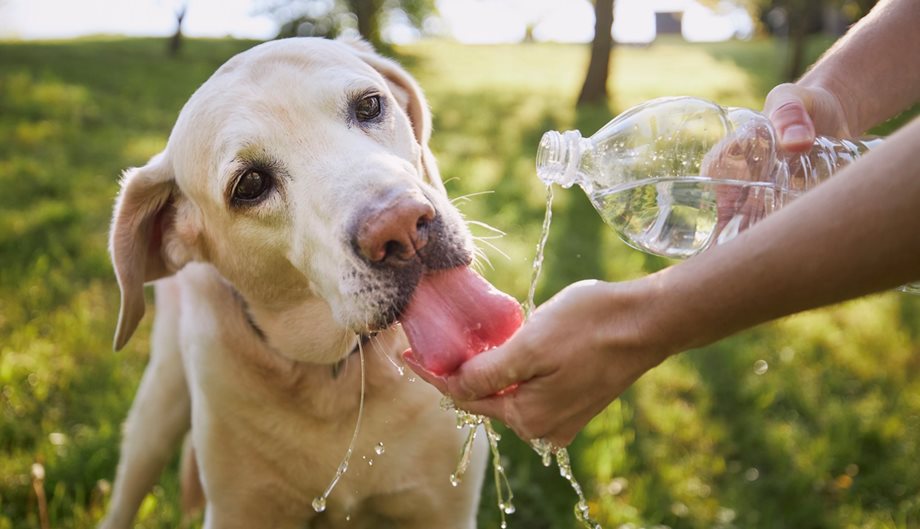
[0,0,277,40]
[437,0,527,44]
[0,0,753,44]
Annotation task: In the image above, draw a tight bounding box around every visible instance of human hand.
[702,82,853,246]
[763,83,853,153]
[405,279,673,447]
[702,114,775,245]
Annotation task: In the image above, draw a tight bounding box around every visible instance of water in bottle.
[536,96,880,259]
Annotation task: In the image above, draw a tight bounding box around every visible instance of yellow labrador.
[99,37,523,529]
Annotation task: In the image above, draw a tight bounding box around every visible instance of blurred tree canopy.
[753,0,880,80]
[576,0,881,108]
[260,0,435,50]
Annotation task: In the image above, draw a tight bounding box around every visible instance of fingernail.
[781,124,812,146]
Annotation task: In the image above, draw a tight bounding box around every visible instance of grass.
[1,36,918,529]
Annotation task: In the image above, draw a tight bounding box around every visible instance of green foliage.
[0,36,917,529]
[262,0,436,48]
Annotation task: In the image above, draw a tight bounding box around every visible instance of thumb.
[764,83,816,153]
[444,340,534,401]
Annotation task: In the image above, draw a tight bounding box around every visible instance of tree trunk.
[783,0,823,82]
[785,9,807,81]
[167,4,188,58]
[577,0,615,106]
[347,0,384,49]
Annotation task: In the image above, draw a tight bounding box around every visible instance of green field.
[1,36,918,529]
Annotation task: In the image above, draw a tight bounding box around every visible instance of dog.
[100,37,492,529]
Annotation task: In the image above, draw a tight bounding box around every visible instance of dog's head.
[109,37,473,357]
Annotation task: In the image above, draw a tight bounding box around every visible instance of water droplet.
[744,467,760,481]
[408,376,417,382]
[716,507,736,524]
[780,347,796,363]
[500,522,507,529]
[345,513,351,522]
[367,459,374,466]
[606,477,628,495]
[529,438,555,467]
[449,474,460,487]
[374,442,385,455]
[396,366,405,376]
[312,496,326,513]
[753,359,769,375]
[503,503,516,515]
[670,501,689,517]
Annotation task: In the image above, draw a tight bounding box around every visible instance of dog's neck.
[231,286,360,366]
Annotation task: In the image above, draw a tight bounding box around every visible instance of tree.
[167,2,188,57]
[261,0,435,50]
[347,0,385,46]
[781,0,823,80]
[755,0,880,81]
[577,0,615,106]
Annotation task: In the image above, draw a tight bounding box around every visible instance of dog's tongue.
[400,267,523,376]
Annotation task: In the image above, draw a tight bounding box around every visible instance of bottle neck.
[536,130,586,188]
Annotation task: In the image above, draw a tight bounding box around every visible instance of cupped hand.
[406,279,673,447]
[763,83,853,153]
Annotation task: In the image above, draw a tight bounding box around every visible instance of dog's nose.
[354,193,436,265]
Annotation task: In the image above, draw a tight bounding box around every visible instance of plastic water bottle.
[536,96,881,259]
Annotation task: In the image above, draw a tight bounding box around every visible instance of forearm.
[645,115,920,353]
[799,0,920,134]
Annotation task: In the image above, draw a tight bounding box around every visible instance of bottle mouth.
[536,130,580,187]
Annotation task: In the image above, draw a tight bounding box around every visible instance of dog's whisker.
[450,190,494,204]
[362,311,404,377]
[474,246,493,269]
[370,333,406,376]
[474,237,511,262]
[466,219,506,236]
[362,316,395,373]
[470,248,493,274]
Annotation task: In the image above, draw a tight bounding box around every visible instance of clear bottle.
[536,96,920,294]
[537,96,881,259]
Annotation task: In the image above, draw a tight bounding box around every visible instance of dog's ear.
[341,38,445,194]
[109,153,196,350]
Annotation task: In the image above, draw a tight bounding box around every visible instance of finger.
[402,350,448,394]
[458,393,572,448]
[444,339,536,401]
[453,395,509,423]
[454,392,542,443]
[764,84,816,153]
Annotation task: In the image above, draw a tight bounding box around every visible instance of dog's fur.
[100,37,487,529]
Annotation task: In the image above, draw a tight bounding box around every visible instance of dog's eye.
[355,95,381,122]
[232,169,272,204]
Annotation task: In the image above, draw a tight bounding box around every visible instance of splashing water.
[444,183,601,529]
[526,185,604,529]
[312,339,367,514]
[441,397,515,529]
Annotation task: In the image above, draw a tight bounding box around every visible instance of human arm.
[767,0,920,152]
[421,116,920,447]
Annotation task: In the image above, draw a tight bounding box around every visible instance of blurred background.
[1,1,919,528]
